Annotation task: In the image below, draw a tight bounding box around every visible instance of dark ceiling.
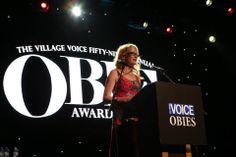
[2,0,235,38]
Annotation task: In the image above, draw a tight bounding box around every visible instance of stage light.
[208,35,216,43]
[40,2,49,11]
[227,7,234,15]
[166,27,173,33]
[71,5,82,17]
[205,0,213,7]
[143,22,148,29]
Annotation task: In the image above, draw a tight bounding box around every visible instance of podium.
[123,81,207,157]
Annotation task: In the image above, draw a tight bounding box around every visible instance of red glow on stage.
[227,7,234,15]
[166,27,173,33]
[40,2,49,11]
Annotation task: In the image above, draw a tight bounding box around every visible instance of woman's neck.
[119,66,132,76]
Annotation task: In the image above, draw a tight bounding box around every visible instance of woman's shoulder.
[108,69,119,77]
[110,68,118,74]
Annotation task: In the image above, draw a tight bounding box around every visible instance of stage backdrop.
[0,11,162,156]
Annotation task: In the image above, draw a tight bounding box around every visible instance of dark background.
[1,0,236,157]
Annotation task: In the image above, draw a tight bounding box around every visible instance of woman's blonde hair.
[114,43,141,75]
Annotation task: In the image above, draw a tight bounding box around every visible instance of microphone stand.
[152,65,176,84]
[109,64,126,157]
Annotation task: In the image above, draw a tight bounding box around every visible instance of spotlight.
[208,35,216,43]
[227,7,234,15]
[71,5,82,17]
[205,0,213,7]
[40,1,50,11]
[166,27,173,33]
[143,22,148,29]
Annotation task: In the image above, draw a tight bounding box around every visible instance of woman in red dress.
[103,43,141,157]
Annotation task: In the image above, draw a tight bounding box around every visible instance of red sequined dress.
[113,73,141,125]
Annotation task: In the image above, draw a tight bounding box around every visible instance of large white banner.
[3,44,158,119]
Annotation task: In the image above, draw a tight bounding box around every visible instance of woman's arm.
[103,69,117,103]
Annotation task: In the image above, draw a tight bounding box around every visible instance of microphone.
[151,65,165,71]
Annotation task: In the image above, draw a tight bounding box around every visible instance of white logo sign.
[3,54,157,118]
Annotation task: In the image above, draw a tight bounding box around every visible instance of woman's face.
[125,46,139,66]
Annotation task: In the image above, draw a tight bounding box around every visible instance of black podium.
[123,81,207,157]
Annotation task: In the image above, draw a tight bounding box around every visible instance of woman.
[103,43,141,157]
